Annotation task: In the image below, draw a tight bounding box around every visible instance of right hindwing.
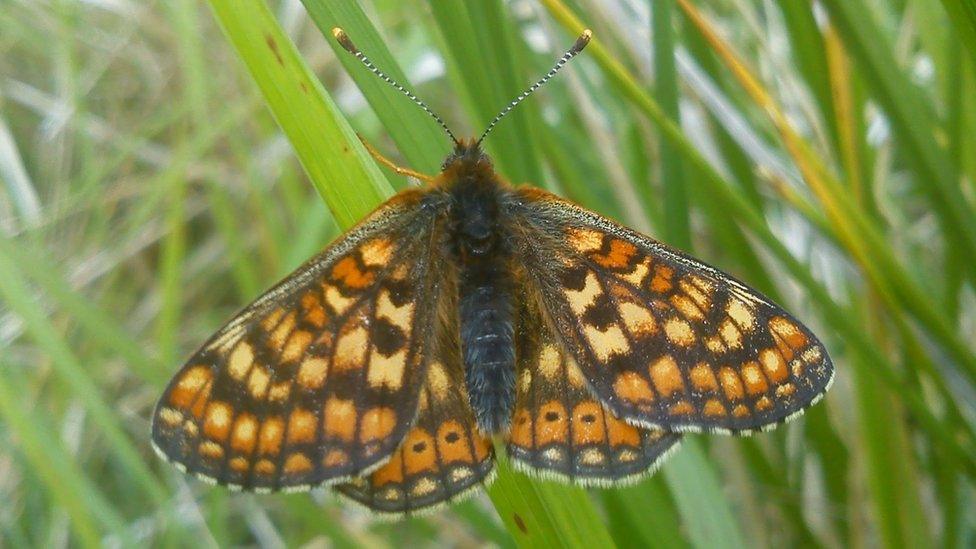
[506,286,681,486]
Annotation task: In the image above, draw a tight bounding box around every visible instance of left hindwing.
[508,188,834,434]
[335,318,495,515]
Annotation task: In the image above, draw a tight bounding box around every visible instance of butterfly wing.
[507,290,680,485]
[151,189,449,491]
[335,316,495,515]
[508,187,833,434]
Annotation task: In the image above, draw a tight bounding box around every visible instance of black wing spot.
[372,317,406,356]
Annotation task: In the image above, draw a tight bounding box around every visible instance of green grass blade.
[940,0,976,71]
[663,440,747,549]
[0,238,164,386]
[601,479,687,549]
[819,0,976,264]
[487,452,617,548]
[0,238,169,507]
[0,362,126,547]
[206,0,392,228]
[848,324,933,547]
[653,0,691,250]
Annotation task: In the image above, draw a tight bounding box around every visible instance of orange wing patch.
[151,190,446,491]
[512,188,833,434]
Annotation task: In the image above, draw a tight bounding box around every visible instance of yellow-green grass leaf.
[207,0,392,229]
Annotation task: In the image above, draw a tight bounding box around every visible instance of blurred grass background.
[1,0,975,546]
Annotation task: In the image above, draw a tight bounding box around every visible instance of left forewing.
[151,190,448,491]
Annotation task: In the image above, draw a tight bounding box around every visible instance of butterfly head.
[442,138,492,173]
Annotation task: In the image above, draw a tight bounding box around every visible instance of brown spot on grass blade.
[265,34,284,65]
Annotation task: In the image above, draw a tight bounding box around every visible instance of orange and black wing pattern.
[510,188,833,434]
[151,190,447,491]
[336,321,494,515]
[507,292,680,485]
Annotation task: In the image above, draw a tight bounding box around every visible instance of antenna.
[333,28,459,146]
[477,29,592,146]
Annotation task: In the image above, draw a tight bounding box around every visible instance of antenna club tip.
[332,27,358,54]
[572,29,593,53]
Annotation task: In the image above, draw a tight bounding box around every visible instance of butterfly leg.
[358,134,435,184]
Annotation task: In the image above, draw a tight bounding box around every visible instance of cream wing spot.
[198,441,224,460]
[228,343,254,380]
[580,448,606,465]
[538,344,562,379]
[231,414,258,453]
[775,383,796,398]
[649,355,684,397]
[297,357,328,389]
[671,294,704,321]
[258,417,284,455]
[376,290,414,332]
[333,326,369,372]
[664,318,695,347]
[565,271,602,315]
[565,357,587,387]
[203,401,232,441]
[269,312,296,349]
[620,257,650,286]
[680,278,711,309]
[284,453,313,474]
[157,407,183,427]
[281,330,313,363]
[741,361,768,395]
[727,300,755,331]
[247,366,271,399]
[324,398,356,442]
[719,367,745,400]
[705,336,726,353]
[287,408,317,444]
[260,309,285,331]
[323,284,354,315]
[367,349,407,390]
[689,362,719,392]
[427,362,450,400]
[567,228,604,252]
[359,238,393,267]
[719,320,743,349]
[614,371,654,404]
[170,366,213,408]
[411,477,438,497]
[518,368,532,392]
[268,381,291,403]
[802,346,823,363]
[619,302,656,335]
[584,323,630,362]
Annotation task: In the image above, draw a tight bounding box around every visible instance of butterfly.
[151,27,833,517]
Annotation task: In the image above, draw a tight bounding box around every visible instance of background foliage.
[1,0,975,546]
